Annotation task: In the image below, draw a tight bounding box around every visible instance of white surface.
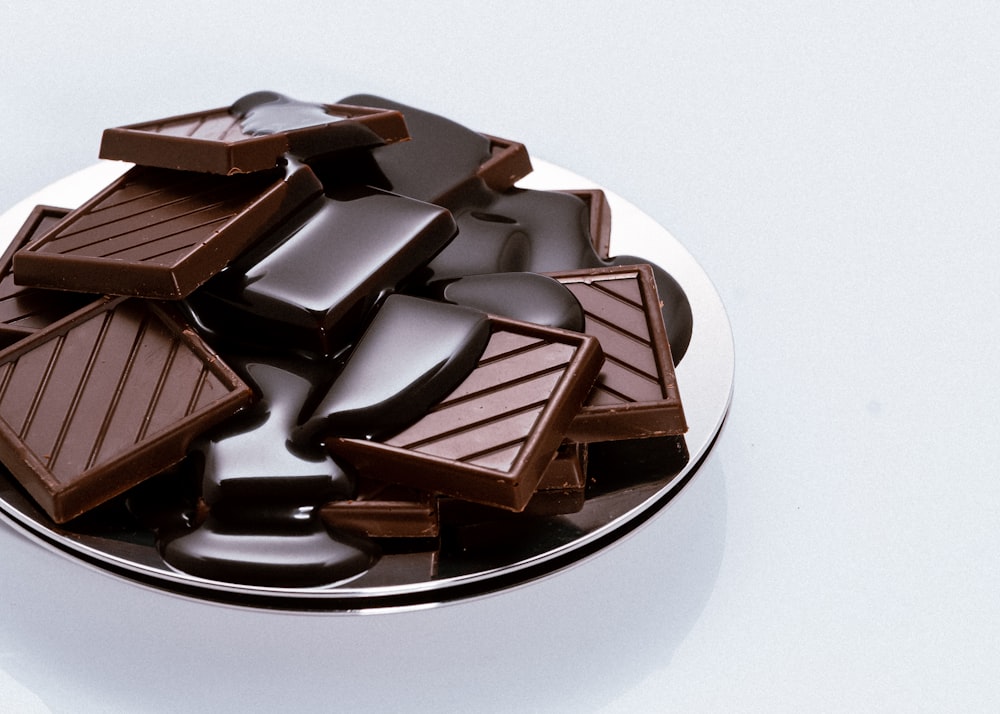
[0,2,998,712]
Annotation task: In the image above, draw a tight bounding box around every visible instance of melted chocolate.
[297,294,491,442]
[429,272,585,332]
[159,354,371,587]
[232,91,341,136]
[189,183,457,356]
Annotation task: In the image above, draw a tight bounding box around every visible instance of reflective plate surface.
[0,159,734,610]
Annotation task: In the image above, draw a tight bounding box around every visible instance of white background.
[1,2,998,712]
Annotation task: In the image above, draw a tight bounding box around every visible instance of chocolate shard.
[546,264,687,441]
[0,296,252,523]
[99,92,410,175]
[326,317,604,512]
[188,185,458,356]
[0,205,99,348]
[12,162,323,300]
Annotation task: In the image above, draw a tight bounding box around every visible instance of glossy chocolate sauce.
[232,91,341,136]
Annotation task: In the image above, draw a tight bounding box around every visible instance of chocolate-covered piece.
[327,317,603,512]
[13,163,323,300]
[0,297,252,523]
[320,478,439,539]
[428,272,585,332]
[296,295,490,442]
[188,186,458,355]
[100,92,409,175]
[0,205,98,348]
[547,264,686,442]
[338,94,532,205]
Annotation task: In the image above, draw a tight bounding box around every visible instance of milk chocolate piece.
[320,479,439,539]
[0,205,97,347]
[100,92,409,175]
[326,317,603,512]
[0,297,252,523]
[13,163,322,299]
[337,94,532,205]
[547,264,687,442]
[189,186,458,355]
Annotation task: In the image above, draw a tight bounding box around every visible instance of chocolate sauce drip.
[159,355,375,587]
[297,294,491,443]
[232,91,340,136]
[429,272,585,332]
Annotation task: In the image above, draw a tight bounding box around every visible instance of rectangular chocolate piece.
[326,317,603,512]
[13,163,322,299]
[547,263,687,442]
[561,188,613,262]
[0,205,98,348]
[0,296,252,523]
[320,478,439,539]
[100,101,409,175]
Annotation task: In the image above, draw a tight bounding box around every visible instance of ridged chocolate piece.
[0,297,252,523]
[100,94,410,175]
[13,163,322,299]
[547,264,686,442]
[326,317,603,512]
[0,205,98,348]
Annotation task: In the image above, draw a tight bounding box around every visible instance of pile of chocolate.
[0,92,688,587]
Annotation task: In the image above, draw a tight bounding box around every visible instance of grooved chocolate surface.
[12,163,322,299]
[0,297,252,523]
[548,264,687,441]
[100,100,409,175]
[0,205,97,347]
[326,317,604,512]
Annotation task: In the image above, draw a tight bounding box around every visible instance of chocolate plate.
[0,160,733,611]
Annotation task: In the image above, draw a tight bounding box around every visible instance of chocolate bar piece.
[0,297,252,523]
[562,188,613,262]
[0,205,97,347]
[547,264,686,442]
[100,92,410,175]
[189,187,458,356]
[326,317,603,512]
[320,479,439,539]
[13,163,322,299]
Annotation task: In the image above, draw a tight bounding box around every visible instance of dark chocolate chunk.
[326,317,604,512]
[13,162,323,300]
[428,272,585,332]
[100,92,409,175]
[0,296,252,523]
[547,264,686,442]
[296,295,491,442]
[188,185,458,356]
[0,205,98,347]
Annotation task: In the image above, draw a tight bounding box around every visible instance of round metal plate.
[0,159,734,611]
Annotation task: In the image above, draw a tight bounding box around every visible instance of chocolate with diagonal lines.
[547,263,686,442]
[326,317,603,512]
[0,297,251,523]
[12,162,322,299]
